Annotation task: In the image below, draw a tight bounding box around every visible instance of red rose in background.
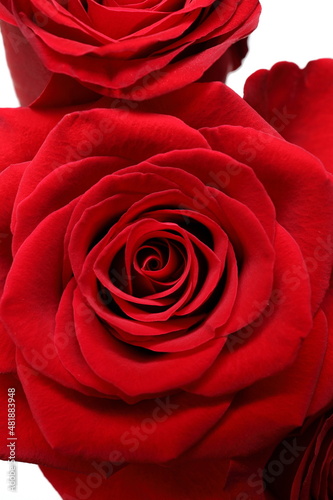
[0,79,332,499]
[263,406,333,500]
[244,59,333,174]
[0,0,260,106]
[287,411,333,500]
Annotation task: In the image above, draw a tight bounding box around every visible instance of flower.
[262,408,333,500]
[0,79,332,499]
[0,0,260,105]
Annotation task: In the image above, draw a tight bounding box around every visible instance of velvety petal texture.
[0,0,261,104]
[41,460,231,500]
[0,77,332,499]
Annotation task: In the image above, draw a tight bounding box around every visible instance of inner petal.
[136,243,165,271]
[134,238,185,282]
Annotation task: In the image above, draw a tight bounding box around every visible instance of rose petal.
[185,308,328,460]
[185,224,313,397]
[17,354,232,463]
[0,164,26,373]
[0,373,91,471]
[40,459,230,500]
[244,60,333,173]
[203,125,333,313]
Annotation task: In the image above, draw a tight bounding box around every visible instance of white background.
[0,0,333,498]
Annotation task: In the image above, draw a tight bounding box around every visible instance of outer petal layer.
[244,59,333,173]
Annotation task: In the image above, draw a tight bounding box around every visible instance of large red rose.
[0,0,260,106]
[0,80,332,499]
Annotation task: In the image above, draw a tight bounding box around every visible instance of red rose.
[288,412,333,500]
[260,408,333,500]
[0,0,260,106]
[244,59,333,174]
[0,80,332,499]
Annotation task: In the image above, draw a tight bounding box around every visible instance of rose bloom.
[0,68,333,499]
[0,0,260,106]
[225,408,333,500]
[262,410,333,500]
